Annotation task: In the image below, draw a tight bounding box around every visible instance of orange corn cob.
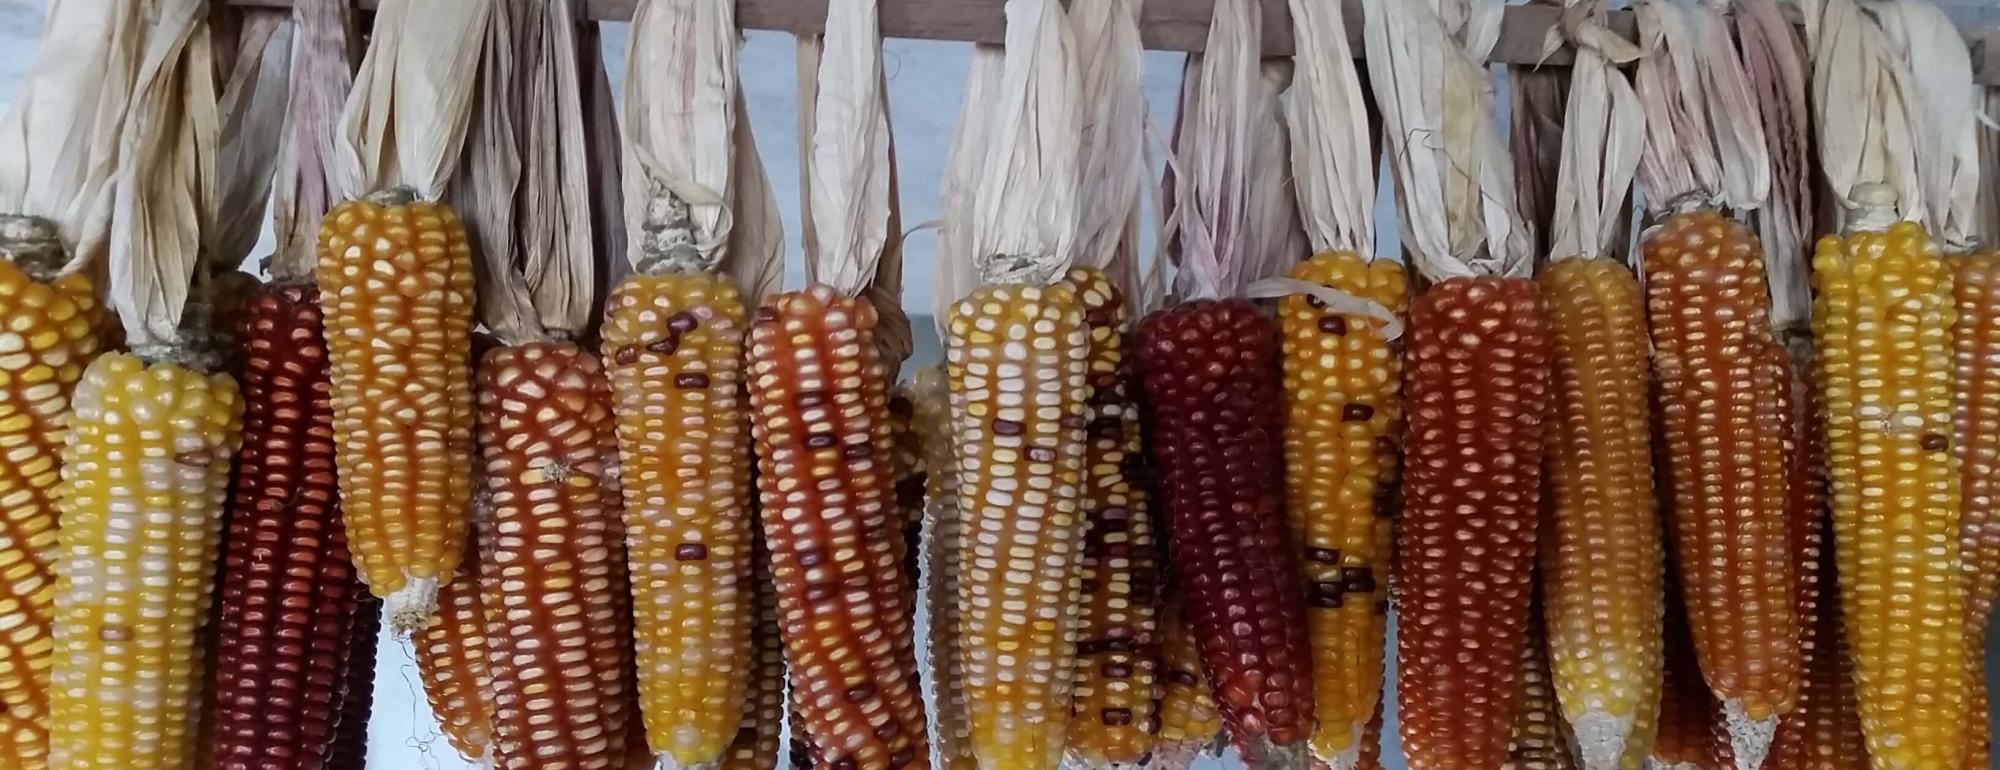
[1951,252,2000,769]
[315,192,477,632]
[417,536,495,763]
[914,366,977,770]
[1396,276,1552,770]
[746,286,929,770]
[1503,601,1580,770]
[1062,266,1161,770]
[1153,594,1222,770]
[0,231,101,770]
[475,342,632,770]
[47,353,244,770]
[1277,252,1406,767]
[324,594,380,770]
[721,535,786,770]
[1536,258,1663,768]
[1643,210,1799,749]
[601,271,754,766]
[1813,220,1967,770]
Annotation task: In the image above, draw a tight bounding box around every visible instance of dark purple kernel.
[845,684,877,702]
[1342,403,1376,422]
[796,390,830,407]
[993,419,1025,436]
[889,747,915,769]
[1060,414,1091,429]
[1309,581,1347,608]
[1089,417,1123,438]
[1099,507,1130,521]
[1306,547,1342,564]
[1318,315,1348,335]
[805,433,838,449]
[646,335,682,355]
[674,372,711,389]
[674,544,708,561]
[805,583,838,602]
[1101,708,1134,726]
[1101,662,1133,679]
[798,548,828,568]
[667,311,700,333]
[1922,433,1949,451]
[843,443,872,459]
[1342,566,1377,593]
[753,306,780,323]
[614,346,639,365]
[1167,670,1199,686]
[888,397,915,419]
[875,719,901,740]
[1078,580,1102,594]
[1026,447,1057,463]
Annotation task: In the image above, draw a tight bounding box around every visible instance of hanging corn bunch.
[1808,3,1972,767]
[746,0,930,765]
[1273,0,1405,764]
[1135,1,1315,766]
[1360,2,1549,769]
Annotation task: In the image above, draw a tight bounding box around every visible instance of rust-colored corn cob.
[721,535,786,770]
[416,537,495,763]
[475,342,632,770]
[1503,602,1579,770]
[914,366,977,770]
[600,271,754,766]
[746,286,929,770]
[1153,594,1222,770]
[1536,258,1663,767]
[46,353,244,770]
[1135,298,1315,765]
[0,240,101,770]
[209,283,367,770]
[1060,266,1161,770]
[788,697,818,770]
[946,282,1090,770]
[1951,251,2000,769]
[315,192,477,631]
[1395,276,1551,770]
[890,390,926,588]
[1654,557,1722,770]
[324,594,380,770]
[1276,252,1406,766]
[1643,210,1799,745]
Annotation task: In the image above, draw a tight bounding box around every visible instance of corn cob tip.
[1242,735,1311,770]
[1719,700,1774,770]
[386,575,442,636]
[1571,710,1633,770]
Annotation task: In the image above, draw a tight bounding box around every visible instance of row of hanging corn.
[0,0,1996,770]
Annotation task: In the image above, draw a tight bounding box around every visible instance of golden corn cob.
[746,286,929,770]
[416,536,496,763]
[721,534,785,770]
[0,224,102,770]
[1643,209,1799,754]
[914,365,977,770]
[1061,266,1160,770]
[1153,593,1222,770]
[1951,251,2000,769]
[600,271,754,766]
[1503,601,1580,770]
[475,342,632,770]
[1535,258,1664,768]
[1276,252,1406,767]
[315,191,478,632]
[1811,219,1967,770]
[46,353,244,769]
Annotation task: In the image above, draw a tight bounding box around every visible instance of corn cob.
[890,391,925,587]
[416,537,495,763]
[746,286,929,770]
[1135,298,1315,766]
[600,271,754,767]
[45,353,244,769]
[1276,252,1405,767]
[1654,569,1722,770]
[315,191,478,632]
[721,534,785,770]
[1503,601,1580,770]
[0,231,102,770]
[1395,276,1551,770]
[1534,258,1663,767]
[324,594,380,770]
[1811,218,1967,770]
[914,366,977,770]
[474,342,632,770]
[788,697,818,770]
[1153,594,1222,770]
[207,283,366,770]
[1951,251,2000,769]
[1643,209,1800,753]
[946,282,1091,770]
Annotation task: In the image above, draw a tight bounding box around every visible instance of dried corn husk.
[1071,0,1148,303]
[271,0,357,281]
[336,0,489,201]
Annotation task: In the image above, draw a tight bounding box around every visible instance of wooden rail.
[221,0,2000,84]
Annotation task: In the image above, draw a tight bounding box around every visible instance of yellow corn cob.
[417,536,496,764]
[46,353,244,770]
[1061,266,1160,770]
[1153,594,1222,770]
[1276,252,1406,766]
[315,191,478,632]
[1535,258,1663,768]
[600,271,754,766]
[914,365,978,770]
[1811,219,1967,770]
[1951,251,2000,769]
[721,534,785,770]
[0,228,102,770]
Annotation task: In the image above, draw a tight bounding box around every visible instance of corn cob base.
[1951,252,2000,770]
[47,353,244,770]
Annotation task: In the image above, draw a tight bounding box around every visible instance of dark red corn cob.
[1655,562,1722,769]
[1395,276,1552,770]
[323,593,380,770]
[209,284,365,770]
[1134,297,1315,767]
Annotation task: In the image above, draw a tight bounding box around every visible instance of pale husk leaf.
[1632,0,1771,217]
[270,0,357,282]
[581,21,627,328]
[1165,0,1259,300]
[1981,87,2000,245]
[1287,0,1374,256]
[865,127,913,367]
[1237,61,1307,288]
[516,0,597,336]
[335,0,490,201]
[458,0,537,344]
[207,12,291,275]
[1512,68,1565,260]
[1072,0,1148,296]
[933,45,1004,332]
[1546,0,1643,263]
[0,0,146,277]
[1362,0,1532,281]
[1803,0,1922,229]
[725,87,785,308]
[796,35,821,275]
[1735,0,1815,334]
[622,0,736,274]
[807,0,893,297]
[967,0,1083,288]
[1877,0,1981,251]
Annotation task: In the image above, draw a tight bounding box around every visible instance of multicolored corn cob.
[1811,219,1967,770]
[46,353,244,769]
[209,283,366,770]
[1951,251,2000,770]
[946,282,1090,770]
[315,191,477,632]
[1276,252,1405,767]
[0,234,102,770]
[323,594,380,770]
[1061,266,1161,770]
[1536,257,1663,768]
[890,390,926,589]
[600,271,754,766]
[721,535,786,770]
[1503,601,1579,770]
[746,286,928,770]
[416,537,495,763]
[475,342,632,770]
[914,365,978,770]
[1395,276,1551,770]
[1643,209,1799,747]
[1153,594,1223,770]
